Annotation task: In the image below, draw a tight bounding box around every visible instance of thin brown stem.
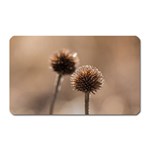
[49,74,62,114]
[85,92,90,115]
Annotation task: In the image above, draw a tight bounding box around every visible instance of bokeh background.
[10,36,140,115]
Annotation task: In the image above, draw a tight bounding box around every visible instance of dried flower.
[70,65,104,115]
[70,65,104,94]
[50,49,79,75]
[49,49,79,114]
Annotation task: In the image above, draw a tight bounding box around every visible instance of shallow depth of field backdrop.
[10,36,140,115]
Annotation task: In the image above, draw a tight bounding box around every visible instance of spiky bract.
[70,65,104,94]
[50,49,79,75]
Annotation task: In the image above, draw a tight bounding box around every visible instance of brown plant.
[70,65,104,115]
[49,49,79,114]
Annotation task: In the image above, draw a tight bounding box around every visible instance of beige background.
[10,36,140,115]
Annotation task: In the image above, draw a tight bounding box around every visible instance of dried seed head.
[50,49,79,75]
[70,65,104,94]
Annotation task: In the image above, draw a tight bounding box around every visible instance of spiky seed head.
[50,49,79,75]
[70,65,104,94]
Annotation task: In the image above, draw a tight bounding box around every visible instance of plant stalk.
[85,92,90,115]
[49,74,62,114]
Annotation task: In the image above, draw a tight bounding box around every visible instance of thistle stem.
[49,74,62,114]
[85,92,90,115]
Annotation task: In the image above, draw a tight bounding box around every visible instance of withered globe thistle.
[70,65,104,94]
[50,49,79,75]
[49,49,79,115]
[70,65,104,115]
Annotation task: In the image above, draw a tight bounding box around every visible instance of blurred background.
[10,36,140,115]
